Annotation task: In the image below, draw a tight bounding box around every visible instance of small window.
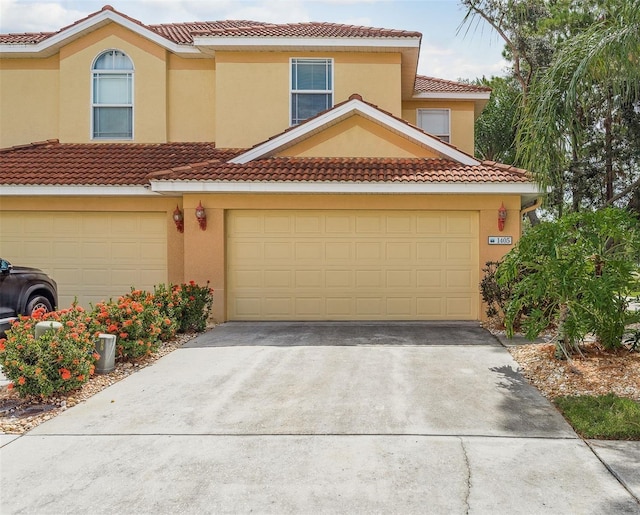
[417,109,450,143]
[291,58,333,125]
[92,50,133,139]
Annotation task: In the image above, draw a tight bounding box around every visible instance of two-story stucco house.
[0,5,539,322]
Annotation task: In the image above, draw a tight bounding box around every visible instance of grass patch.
[554,394,640,440]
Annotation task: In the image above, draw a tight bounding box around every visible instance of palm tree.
[516,2,640,213]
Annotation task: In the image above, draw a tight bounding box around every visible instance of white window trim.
[289,57,334,126]
[90,49,134,141]
[416,108,451,143]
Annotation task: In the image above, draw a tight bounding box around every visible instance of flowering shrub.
[172,281,214,333]
[89,290,172,360]
[0,304,97,398]
[0,281,213,397]
[152,283,181,340]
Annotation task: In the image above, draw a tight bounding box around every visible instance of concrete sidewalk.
[1,322,638,514]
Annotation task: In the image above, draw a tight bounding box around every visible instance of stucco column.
[183,199,226,323]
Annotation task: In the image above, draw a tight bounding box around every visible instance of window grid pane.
[291,58,333,125]
[93,107,132,138]
[417,109,450,141]
[92,50,133,139]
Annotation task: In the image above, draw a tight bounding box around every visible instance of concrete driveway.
[1,322,638,514]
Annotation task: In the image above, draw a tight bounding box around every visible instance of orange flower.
[119,332,129,339]
[17,376,26,385]
[93,352,100,361]
[0,339,5,352]
[89,364,95,375]
[35,367,42,376]
[123,319,133,327]
[7,383,14,390]
[59,368,71,380]
[66,321,75,327]
[77,375,85,381]
[108,324,118,333]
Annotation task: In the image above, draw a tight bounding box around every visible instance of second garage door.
[0,211,167,309]
[227,210,479,320]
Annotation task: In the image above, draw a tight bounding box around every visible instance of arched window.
[92,50,133,139]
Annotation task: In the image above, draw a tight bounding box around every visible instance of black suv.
[0,258,58,335]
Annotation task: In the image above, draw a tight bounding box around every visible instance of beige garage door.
[0,211,167,309]
[227,210,479,320]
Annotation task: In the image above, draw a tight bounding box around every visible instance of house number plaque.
[488,236,513,245]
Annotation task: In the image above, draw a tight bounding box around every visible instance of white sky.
[0,0,509,81]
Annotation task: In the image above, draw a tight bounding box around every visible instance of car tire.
[25,295,53,315]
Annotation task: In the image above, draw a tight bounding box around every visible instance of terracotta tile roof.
[414,75,491,94]
[151,21,421,44]
[151,157,530,184]
[0,140,529,187]
[0,5,420,46]
[0,140,240,186]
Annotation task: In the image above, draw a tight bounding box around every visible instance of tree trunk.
[604,91,614,203]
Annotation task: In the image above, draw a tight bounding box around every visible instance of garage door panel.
[387,297,413,316]
[355,215,382,233]
[386,242,412,260]
[325,242,351,260]
[227,210,478,320]
[326,270,351,287]
[325,215,351,233]
[417,242,442,261]
[356,297,382,316]
[295,242,322,260]
[446,270,473,289]
[296,297,323,316]
[0,211,167,309]
[265,215,291,233]
[416,270,443,288]
[265,297,292,316]
[447,297,473,317]
[264,242,291,260]
[326,297,352,315]
[387,270,412,288]
[356,242,381,260]
[295,270,322,288]
[386,214,413,233]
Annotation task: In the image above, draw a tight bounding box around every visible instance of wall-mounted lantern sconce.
[498,202,507,232]
[195,201,207,230]
[172,205,184,233]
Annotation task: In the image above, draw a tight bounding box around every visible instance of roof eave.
[0,185,160,196]
[0,9,202,58]
[150,180,541,196]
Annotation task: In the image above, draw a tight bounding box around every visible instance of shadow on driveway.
[184,321,501,348]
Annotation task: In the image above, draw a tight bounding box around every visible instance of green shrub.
[497,208,640,357]
[0,304,97,398]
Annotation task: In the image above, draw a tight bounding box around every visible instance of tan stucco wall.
[402,100,476,156]
[215,51,402,149]
[0,196,184,284]
[167,55,216,142]
[180,193,521,323]
[58,23,167,143]
[0,56,60,148]
[277,115,439,158]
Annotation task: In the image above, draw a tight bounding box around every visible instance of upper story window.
[417,108,450,143]
[92,50,133,139]
[291,58,333,125]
